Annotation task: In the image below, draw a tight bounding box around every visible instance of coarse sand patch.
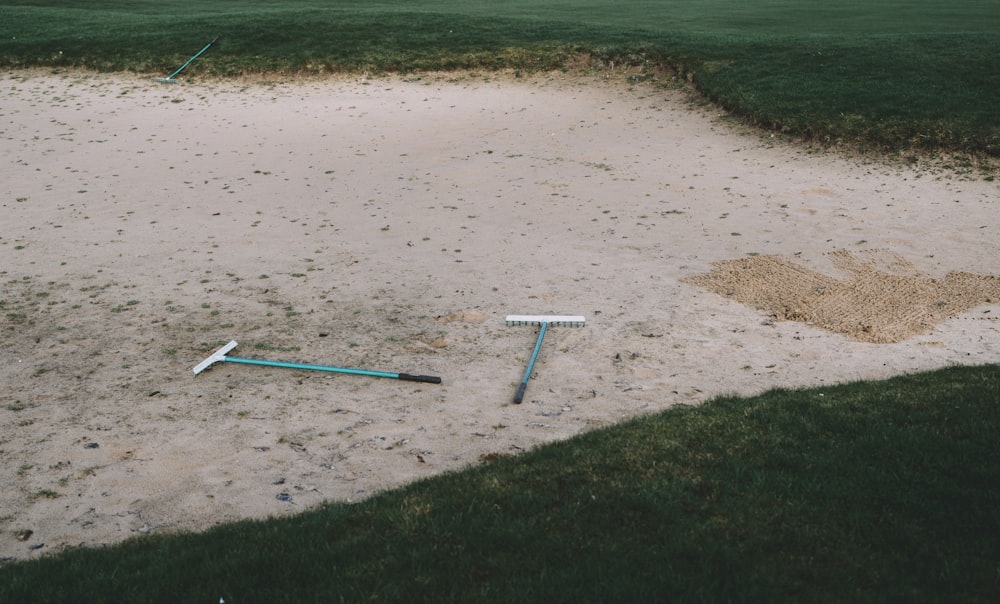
[684,249,1000,343]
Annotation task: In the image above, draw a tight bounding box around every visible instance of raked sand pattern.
[1,69,998,561]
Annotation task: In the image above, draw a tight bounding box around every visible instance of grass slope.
[1,0,999,155]
[1,365,997,602]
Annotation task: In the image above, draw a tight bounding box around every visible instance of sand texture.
[2,69,998,561]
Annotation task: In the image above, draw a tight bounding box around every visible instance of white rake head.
[505,314,586,328]
[192,340,238,375]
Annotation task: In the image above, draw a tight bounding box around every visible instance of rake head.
[505,315,586,328]
[193,340,238,375]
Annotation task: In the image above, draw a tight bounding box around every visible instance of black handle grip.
[398,373,442,384]
[513,382,528,404]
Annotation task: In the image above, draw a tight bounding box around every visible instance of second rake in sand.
[506,315,586,404]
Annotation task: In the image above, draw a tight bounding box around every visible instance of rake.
[506,315,585,404]
[192,340,442,383]
[156,36,220,83]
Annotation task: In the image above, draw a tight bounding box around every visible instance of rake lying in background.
[193,340,442,383]
[156,36,220,83]
[506,315,586,404]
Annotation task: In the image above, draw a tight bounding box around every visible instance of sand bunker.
[684,249,1000,343]
[2,69,998,563]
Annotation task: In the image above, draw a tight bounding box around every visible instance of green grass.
[1,365,998,602]
[1,1,999,156]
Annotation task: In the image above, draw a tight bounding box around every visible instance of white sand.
[1,69,998,562]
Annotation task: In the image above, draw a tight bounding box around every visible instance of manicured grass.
[1,365,997,602]
[1,1,998,156]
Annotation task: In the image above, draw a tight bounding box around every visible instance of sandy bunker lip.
[1,70,998,562]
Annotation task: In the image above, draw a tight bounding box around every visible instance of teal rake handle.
[165,36,220,80]
[193,340,441,383]
[223,356,441,383]
[514,322,548,404]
